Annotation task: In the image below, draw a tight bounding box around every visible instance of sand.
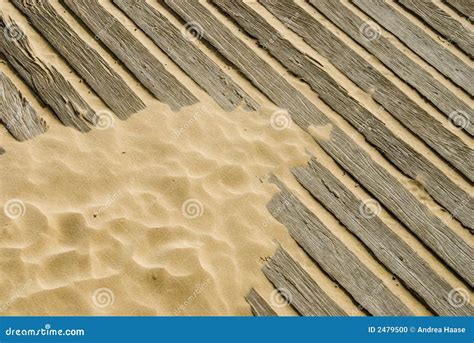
[0,93,323,315]
[0,0,471,316]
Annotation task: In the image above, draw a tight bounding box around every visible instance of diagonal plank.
[0,15,97,132]
[267,182,412,316]
[0,71,47,141]
[352,0,473,96]
[293,157,474,316]
[63,0,198,111]
[245,288,278,316]
[113,0,258,112]
[398,0,474,57]
[11,0,145,119]
[262,247,348,316]
[262,0,474,169]
[304,0,474,137]
[444,0,474,18]
[214,0,473,229]
[166,0,473,285]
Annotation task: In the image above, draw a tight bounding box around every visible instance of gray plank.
[165,0,473,285]
[444,0,474,18]
[113,0,258,111]
[262,0,474,180]
[0,14,97,132]
[262,247,348,316]
[293,157,474,316]
[215,0,473,230]
[352,0,473,95]
[398,0,474,57]
[305,0,474,137]
[267,183,412,316]
[0,71,47,141]
[245,288,278,316]
[63,0,197,111]
[11,0,145,119]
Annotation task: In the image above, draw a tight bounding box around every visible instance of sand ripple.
[0,100,312,315]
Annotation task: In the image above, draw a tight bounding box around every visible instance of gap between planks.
[164,0,473,285]
[214,0,474,229]
[0,14,98,133]
[63,0,198,111]
[293,157,473,316]
[11,0,145,119]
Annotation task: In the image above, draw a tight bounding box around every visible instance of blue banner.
[0,316,472,342]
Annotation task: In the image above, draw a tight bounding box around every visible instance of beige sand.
[0,92,323,315]
[0,0,471,317]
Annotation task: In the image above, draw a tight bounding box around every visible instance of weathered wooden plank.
[305,0,474,137]
[293,157,474,316]
[262,247,347,316]
[0,71,47,141]
[11,0,145,119]
[352,0,473,95]
[63,0,197,111]
[444,0,474,18]
[0,15,97,132]
[267,182,412,316]
[245,288,278,316]
[215,0,473,229]
[113,0,258,111]
[165,0,474,285]
[398,0,474,57]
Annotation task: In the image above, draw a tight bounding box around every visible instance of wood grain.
[113,0,258,111]
[293,157,474,316]
[262,247,347,316]
[63,0,197,111]
[352,0,474,95]
[398,0,474,57]
[0,14,97,132]
[245,288,277,316]
[165,0,474,285]
[307,0,473,137]
[267,180,412,316]
[444,0,474,18]
[11,0,145,119]
[0,71,47,141]
[215,0,474,228]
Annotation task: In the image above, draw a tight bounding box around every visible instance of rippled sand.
[0,99,316,315]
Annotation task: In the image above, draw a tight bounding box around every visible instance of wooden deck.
[0,0,472,316]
